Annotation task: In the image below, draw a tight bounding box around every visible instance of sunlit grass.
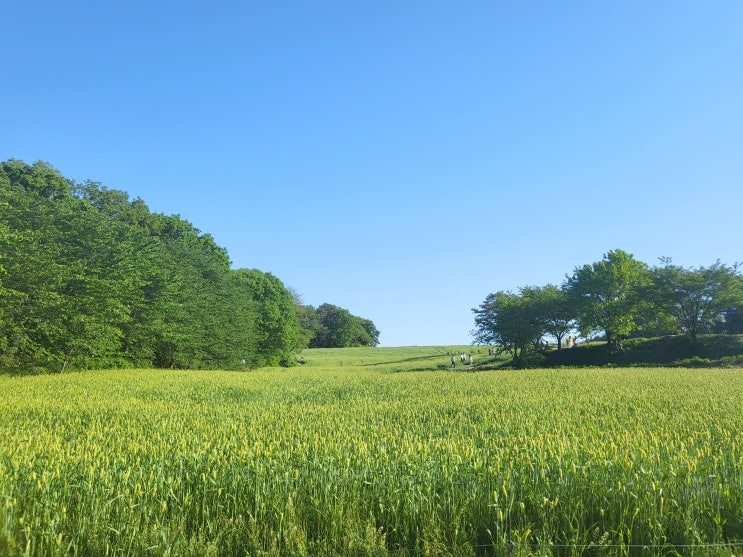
[1,347,742,556]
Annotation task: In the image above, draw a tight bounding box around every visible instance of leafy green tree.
[1,159,379,372]
[309,303,379,347]
[472,290,543,365]
[565,249,651,351]
[2,159,72,200]
[231,269,300,367]
[0,174,11,361]
[310,304,354,348]
[528,284,575,350]
[208,271,258,369]
[149,217,236,369]
[359,318,381,346]
[652,260,742,343]
[288,289,320,350]
[1,161,255,371]
[1,173,155,370]
[52,201,133,368]
[0,177,71,371]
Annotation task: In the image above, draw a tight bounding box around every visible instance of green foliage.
[230,269,300,367]
[565,249,651,350]
[671,356,714,367]
[2,159,72,199]
[0,159,327,373]
[472,286,574,366]
[477,250,742,367]
[308,303,380,348]
[720,354,743,367]
[653,260,743,343]
[472,290,544,365]
[528,284,575,350]
[290,289,320,350]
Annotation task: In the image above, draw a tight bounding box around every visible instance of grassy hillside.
[546,334,743,368]
[297,345,496,372]
[301,335,743,371]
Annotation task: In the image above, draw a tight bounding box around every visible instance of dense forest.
[0,160,379,374]
[473,249,743,367]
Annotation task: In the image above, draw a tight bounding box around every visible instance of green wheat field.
[1,346,742,556]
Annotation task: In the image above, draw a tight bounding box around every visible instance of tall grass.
[1,348,742,556]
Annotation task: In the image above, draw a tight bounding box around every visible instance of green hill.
[545,334,743,368]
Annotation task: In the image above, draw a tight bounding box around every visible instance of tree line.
[0,160,378,373]
[473,249,743,366]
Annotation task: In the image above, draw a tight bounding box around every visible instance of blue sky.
[3,1,742,346]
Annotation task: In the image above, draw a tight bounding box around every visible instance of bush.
[511,352,548,369]
[719,354,743,367]
[671,356,714,368]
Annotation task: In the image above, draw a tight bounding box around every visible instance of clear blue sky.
[3,1,742,346]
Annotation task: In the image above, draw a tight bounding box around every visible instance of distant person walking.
[450,355,456,368]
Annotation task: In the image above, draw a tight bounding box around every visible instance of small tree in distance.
[308,303,380,348]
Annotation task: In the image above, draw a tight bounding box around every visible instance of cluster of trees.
[295,301,380,349]
[0,160,378,373]
[473,249,743,365]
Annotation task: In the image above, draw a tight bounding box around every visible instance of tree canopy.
[652,260,742,344]
[474,249,742,366]
[565,249,651,351]
[472,290,543,366]
[1,159,379,373]
[307,303,380,348]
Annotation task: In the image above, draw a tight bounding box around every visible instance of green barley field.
[1,346,742,556]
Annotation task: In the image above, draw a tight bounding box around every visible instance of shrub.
[719,354,743,367]
[671,356,714,367]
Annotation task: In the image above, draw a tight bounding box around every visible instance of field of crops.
[1,346,742,556]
